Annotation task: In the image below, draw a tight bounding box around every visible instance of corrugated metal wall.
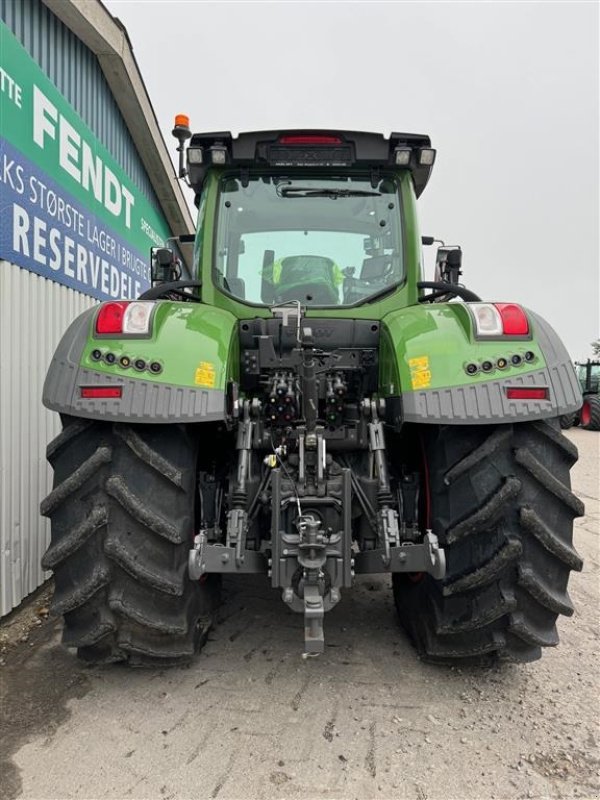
[0,0,165,614]
[1,0,162,206]
[0,264,94,615]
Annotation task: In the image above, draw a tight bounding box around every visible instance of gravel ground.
[1,428,598,800]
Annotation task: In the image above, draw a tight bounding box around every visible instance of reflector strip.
[278,135,342,145]
[81,386,123,399]
[505,387,549,400]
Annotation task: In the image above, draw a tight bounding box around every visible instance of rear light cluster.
[95,302,155,337]
[469,303,530,338]
[464,350,537,376]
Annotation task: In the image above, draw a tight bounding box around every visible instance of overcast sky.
[105,0,599,359]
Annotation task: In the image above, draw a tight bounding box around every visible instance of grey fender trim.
[401,311,582,425]
[42,309,227,424]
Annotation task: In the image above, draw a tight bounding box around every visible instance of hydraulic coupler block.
[266,373,298,426]
[325,373,347,427]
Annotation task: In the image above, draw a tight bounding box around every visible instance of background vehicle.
[560,360,600,431]
[41,126,584,666]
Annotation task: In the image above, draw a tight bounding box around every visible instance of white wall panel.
[0,261,95,615]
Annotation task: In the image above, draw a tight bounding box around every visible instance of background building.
[0,0,194,616]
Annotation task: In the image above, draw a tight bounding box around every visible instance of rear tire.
[41,417,220,666]
[393,419,584,663]
[580,396,600,431]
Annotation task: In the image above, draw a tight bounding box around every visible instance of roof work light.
[210,143,228,164]
[394,147,412,166]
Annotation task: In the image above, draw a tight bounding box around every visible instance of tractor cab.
[167,125,438,311]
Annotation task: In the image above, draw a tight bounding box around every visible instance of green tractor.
[41,126,584,666]
[560,360,600,431]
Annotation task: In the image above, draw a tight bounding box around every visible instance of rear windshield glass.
[214,174,404,307]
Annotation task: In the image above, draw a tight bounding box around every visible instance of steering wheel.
[139,280,203,303]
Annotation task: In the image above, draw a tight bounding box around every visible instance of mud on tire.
[41,417,220,666]
[393,420,584,663]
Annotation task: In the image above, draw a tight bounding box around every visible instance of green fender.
[43,301,238,423]
[379,303,582,424]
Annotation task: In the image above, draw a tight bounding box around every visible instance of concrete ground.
[1,428,598,800]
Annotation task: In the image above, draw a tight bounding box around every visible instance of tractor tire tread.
[393,419,583,663]
[41,420,219,666]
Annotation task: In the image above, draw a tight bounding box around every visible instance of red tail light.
[495,304,529,336]
[506,387,549,400]
[96,302,129,335]
[81,386,122,399]
[278,135,342,145]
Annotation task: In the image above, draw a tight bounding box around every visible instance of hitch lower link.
[352,530,446,578]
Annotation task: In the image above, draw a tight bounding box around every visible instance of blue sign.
[0,137,151,300]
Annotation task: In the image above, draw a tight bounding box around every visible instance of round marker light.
[481,360,493,372]
[91,349,102,361]
[465,363,478,375]
[149,362,162,374]
[105,352,116,364]
[497,358,508,369]
[119,356,131,368]
[511,354,522,366]
[134,359,146,371]
[524,351,536,362]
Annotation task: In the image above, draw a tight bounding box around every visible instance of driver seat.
[274,256,339,305]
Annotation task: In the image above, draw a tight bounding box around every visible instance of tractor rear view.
[41,125,584,666]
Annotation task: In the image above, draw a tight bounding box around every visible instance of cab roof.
[185,129,435,198]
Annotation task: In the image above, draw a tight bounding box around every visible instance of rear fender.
[43,301,238,423]
[380,303,582,424]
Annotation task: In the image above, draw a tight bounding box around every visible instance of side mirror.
[151,247,181,285]
[434,246,462,284]
[421,236,435,246]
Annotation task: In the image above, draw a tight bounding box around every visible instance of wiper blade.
[279,187,382,199]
